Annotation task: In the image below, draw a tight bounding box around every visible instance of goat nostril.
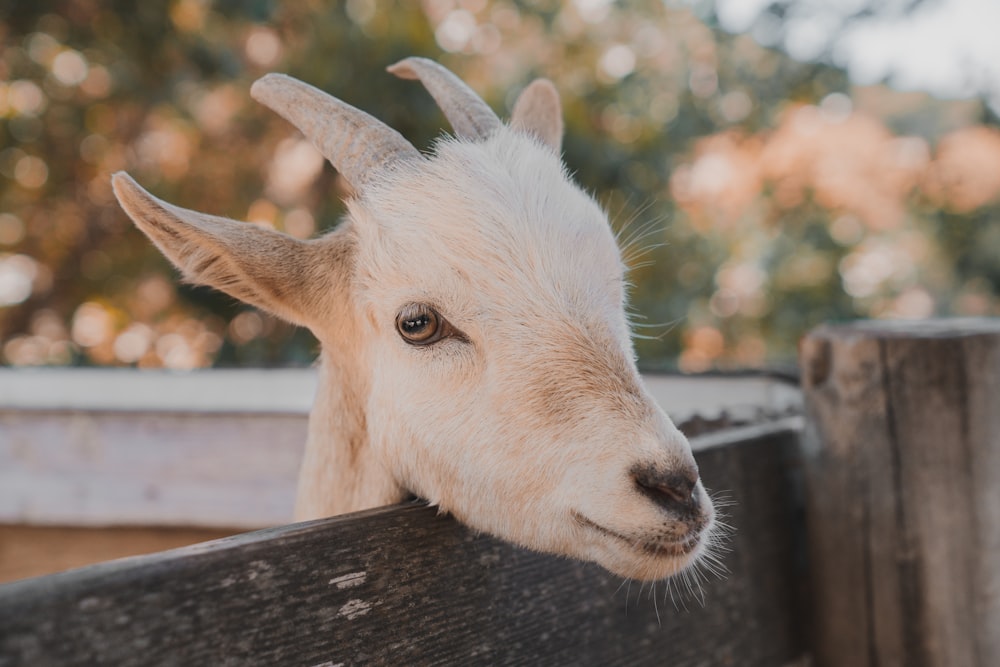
[632,467,699,514]
[654,480,693,505]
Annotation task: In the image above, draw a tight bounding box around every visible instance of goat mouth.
[572,511,701,558]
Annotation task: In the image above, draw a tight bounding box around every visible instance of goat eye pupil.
[396,305,440,344]
[404,316,428,331]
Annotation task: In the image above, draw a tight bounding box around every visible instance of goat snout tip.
[632,466,701,515]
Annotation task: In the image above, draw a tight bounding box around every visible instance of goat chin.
[112,56,717,584]
[575,504,718,582]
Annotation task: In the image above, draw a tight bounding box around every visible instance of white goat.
[112,58,715,581]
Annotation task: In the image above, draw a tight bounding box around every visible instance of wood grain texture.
[0,427,805,667]
[800,318,1000,667]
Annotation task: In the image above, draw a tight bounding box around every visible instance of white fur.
[112,67,715,582]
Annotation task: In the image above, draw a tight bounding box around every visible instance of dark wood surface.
[800,318,1000,667]
[0,425,805,667]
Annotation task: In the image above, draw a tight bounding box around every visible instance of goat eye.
[396,304,444,345]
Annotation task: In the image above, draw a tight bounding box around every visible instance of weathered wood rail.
[0,420,806,667]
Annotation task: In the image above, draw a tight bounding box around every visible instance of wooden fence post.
[800,319,1000,667]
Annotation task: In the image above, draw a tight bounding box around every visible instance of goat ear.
[112,172,340,329]
[511,79,563,152]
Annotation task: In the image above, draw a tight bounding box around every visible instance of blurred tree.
[0,0,997,371]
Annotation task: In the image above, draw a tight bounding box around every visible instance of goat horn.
[387,57,500,141]
[251,73,422,191]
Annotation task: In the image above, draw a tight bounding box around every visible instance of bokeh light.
[0,1,997,372]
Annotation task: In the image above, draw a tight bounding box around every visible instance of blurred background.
[1,0,998,373]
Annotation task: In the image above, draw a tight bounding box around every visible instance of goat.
[111,57,716,581]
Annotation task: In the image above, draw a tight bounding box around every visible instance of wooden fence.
[0,319,996,666]
[0,420,806,666]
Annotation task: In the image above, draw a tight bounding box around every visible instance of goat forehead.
[359,129,623,298]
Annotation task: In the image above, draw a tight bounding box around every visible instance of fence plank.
[800,319,1000,667]
[0,426,805,667]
